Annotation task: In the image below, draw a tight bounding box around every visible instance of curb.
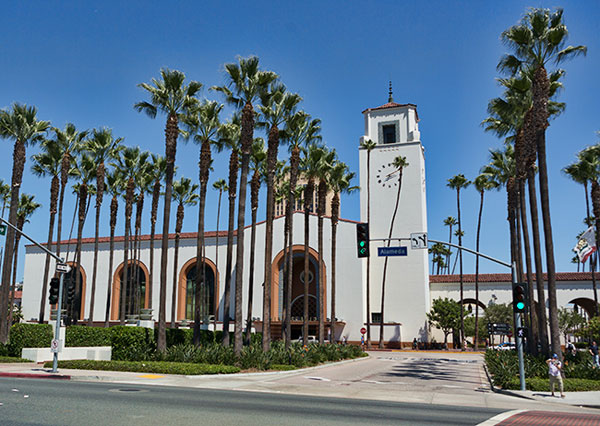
[0,371,71,380]
[482,363,535,401]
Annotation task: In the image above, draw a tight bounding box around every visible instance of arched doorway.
[61,263,86,322]
[111,261,149,320]
[271,245,326,339]
[569,297,598,319]
[178,258,218,321]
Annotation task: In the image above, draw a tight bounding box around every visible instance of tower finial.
[388,81,393,103]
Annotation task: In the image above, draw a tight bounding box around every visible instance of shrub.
[505,377,600,392]
[65,326,111,347]
[7,323,53,357]
[0,356,33,363]
[0,343,8,356]
[111,326,155,361]
[43,359,240,375]
[270,364,297,371]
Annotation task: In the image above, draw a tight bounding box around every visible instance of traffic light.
[356,223,370,258]
[48,278,60,305]
[512,282,528,313]
[67,282,76,304]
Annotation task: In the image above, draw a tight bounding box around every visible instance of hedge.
[505,377,600,392]
[111,326,155,361]
[43,359,240,375]
[66,326,111,347]
[8,323,53,357]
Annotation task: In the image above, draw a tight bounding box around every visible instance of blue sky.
[0,1,598,280]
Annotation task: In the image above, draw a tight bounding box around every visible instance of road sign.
[50,339,60,353]
[377,246,407,257]
[410,232,428,249]
[488,323,511,335]
[0,224,6,236]
[56,263,71,273]
[360,327,366,335]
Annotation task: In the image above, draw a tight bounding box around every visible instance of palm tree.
[379,156,409,349]
[212,178,227,331]
[443,217,457,274]
[85,128,123,325]
[184,99,224,344]
[0,180,9,217]
[9,194,41,326]
[52,123,89,258]
[316,148,336,344]
[328,161,357,342]
[359,138,376,347]
[245,138,266,345]
[257,83,302,349]
[132,165,153,316]
[104,168,124,326]
[472,174,498,350]
[31,140,61,323]
[114,147,149,322]
[216,119,240,346]
[447,174,470,350]
[134,68,202,352]
[147,154,166,312]
[498,7,586,359]
[213,55,278,355]
[0,103,50,342]
[170,177,199,327]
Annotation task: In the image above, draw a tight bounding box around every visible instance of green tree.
[443,217,457,274]
[360,138,377,348]
[0,179,10,217]
[31,140,62,323]
[212,178,227,331]
[135,68,202,352]
[498,6,586,359]
[473,174,499,350]
[0,104,50,342]
[427,298,461,348]
[84,128,123,325]
[170,177,199,327]
[184,99,224,345]
[9,194,41,326]
[558,307,585,343]
[447,174,471,349]
[213,56,277,355]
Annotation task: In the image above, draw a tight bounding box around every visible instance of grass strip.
[42,359,240,375]
[504,377,600,392]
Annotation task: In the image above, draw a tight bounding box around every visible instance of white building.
[20,93,599,347]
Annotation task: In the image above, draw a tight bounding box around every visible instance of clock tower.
[358,84,430,345]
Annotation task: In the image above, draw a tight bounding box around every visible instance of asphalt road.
[0,377,504,426]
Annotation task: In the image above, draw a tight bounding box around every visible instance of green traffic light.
[516,302,525,310]
[359,241,365,247]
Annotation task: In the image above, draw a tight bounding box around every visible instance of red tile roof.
[362,102,420,121]
[429,272,594,283]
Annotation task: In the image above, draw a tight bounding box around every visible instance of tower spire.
[388,81,393,103]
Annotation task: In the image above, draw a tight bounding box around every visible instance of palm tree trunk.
[222,150,238,347]
[379,170,404,349]
[157,113,179,352]
[586,181,600,316]
[214,189,222,332]
[519,180,537,354]
[447,225,453,274]
[171,233,181,328]
[474,190,484,351]
[245,204,258,346]
[0,138,25,343]
[330,192,339,343]
[149,179,160,311]
[303,180,314,346]
[317,180,327,344]
[104,221,117,325]
[9,231,22,327]
[527,168,549,355]
[233,102,254,355]
[285,146,301,348]
[39,175,59,323]
[74,184,87,324]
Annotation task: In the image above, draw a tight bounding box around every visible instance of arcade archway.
[177,258,218,322]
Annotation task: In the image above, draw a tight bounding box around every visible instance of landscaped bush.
[111,326,155,361]
[43,359,240,375]
[7,323,53,357]
[505,377,600,391]
[270,364,297,371]
[0,343,8,356]
[65,326,111,347]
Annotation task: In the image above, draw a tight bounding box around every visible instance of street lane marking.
[138,374,164,379]
[476,409,527,426]
[305,376,330,381]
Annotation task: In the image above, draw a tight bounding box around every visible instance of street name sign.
[377,246,407,257]
[56,263,71,273]
[410,232,427,249]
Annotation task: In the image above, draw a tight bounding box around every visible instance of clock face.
[375,163,400,188]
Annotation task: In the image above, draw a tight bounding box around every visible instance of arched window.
[184,264,215,320]
[120,264,147,316]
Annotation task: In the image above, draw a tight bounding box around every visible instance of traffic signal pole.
[0,217,66,373]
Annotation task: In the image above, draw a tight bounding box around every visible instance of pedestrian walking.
[590,341,599,368]
[546,353,565,398]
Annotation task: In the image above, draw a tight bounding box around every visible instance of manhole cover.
[109,388,147,393]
